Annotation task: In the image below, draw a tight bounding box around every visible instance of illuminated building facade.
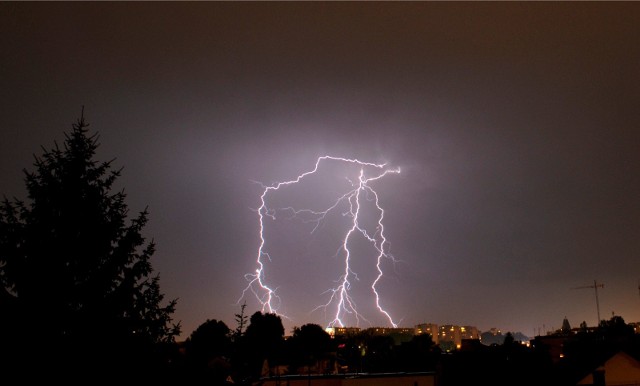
[438,325,480,351]
[415,323,439,344]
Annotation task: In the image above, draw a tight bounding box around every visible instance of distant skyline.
[1,2,639,339]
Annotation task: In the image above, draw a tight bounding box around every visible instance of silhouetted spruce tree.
[503,331,515,346]
[229,302,250,383]
[233,300,248,341]
[561,317,572,334]
[0,111,180,381]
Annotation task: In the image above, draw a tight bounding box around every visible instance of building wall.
[577,352,640,385]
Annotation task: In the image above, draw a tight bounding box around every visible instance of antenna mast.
[571,279,604,326]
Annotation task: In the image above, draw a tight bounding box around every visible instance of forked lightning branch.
[241,156,401,328]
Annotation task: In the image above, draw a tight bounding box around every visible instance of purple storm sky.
[1,2,639,340]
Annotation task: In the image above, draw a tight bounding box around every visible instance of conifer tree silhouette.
[0,109,180,380]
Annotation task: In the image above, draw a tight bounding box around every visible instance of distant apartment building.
[438,325,480,351]
[366,327,415,345]
[366,327,414,336]
[415,323,439,344]
[327,326,423,345]
[327,323,482,351]
[325,326,361,337]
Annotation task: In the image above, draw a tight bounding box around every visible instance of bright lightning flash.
[241,156,401,328]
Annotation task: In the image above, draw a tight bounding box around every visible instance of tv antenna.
[571,280,604,326]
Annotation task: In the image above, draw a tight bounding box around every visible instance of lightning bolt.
[240,156,401,328]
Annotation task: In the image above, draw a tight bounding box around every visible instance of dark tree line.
[173,311,640,386]
[180,308,443,385]
[180,310,288,385]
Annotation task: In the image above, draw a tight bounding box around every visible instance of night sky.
[2,2,639,340]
